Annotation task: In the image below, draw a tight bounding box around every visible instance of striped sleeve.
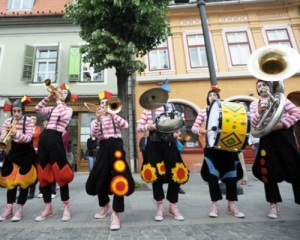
[250,100,261,127]
[137,109,151,132]
[191,109,206,134]
[112,114,129,129]
[56,100,73,120]
[35,97,52,115]
[280,99,300,128]
[90,119,101,138]
[13,117,34,143]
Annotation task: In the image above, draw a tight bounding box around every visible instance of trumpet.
[84,97,122,114]
[0,118,17,150]
[44,79,63,98]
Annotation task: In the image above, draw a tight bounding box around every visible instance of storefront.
[16,97,99,172]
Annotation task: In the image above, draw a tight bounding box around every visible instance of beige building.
[135,0,300,171]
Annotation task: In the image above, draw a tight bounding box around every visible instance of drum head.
[156,111,184,133]
[206,100,221,148]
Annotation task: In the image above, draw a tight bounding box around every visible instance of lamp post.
[196,0,244,195]
[197,0,217,87]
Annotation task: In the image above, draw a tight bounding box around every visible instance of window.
[35,49,57,83]
[173,103,201,149]
[8,0,34,10]
[225,31,251,66]
[68,46,104,82]
[266,29,292,47]
[21,44,59,83]
[186,34,208,68]
[148,42,170,71]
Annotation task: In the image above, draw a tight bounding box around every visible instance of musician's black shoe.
[178,187,185,194]
[27,193,34,199]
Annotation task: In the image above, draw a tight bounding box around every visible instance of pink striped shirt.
[136,107,165,132]
[35,97,72,132]
[191,108,207,134]
[91,114,128,140]
[0,116,34,143]
[250,98,300,129]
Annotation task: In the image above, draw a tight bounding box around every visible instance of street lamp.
[196,0,244,195]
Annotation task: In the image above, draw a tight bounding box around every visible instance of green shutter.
[21,45,36,83]
[69,46,81,82]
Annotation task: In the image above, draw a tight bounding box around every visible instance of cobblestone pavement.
[0,170,299,240]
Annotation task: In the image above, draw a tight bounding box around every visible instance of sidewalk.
[0,170,299,239]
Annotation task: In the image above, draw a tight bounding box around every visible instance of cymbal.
[139,88,169,109]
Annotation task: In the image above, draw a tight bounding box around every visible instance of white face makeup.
[208,92,218,103]
[12,107,23,120]
[61,89,69,101]
[100,99,108,110]
[257,82,270,97]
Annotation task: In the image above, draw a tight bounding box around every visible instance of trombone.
[84,97,122,114]
[0,118,17,150]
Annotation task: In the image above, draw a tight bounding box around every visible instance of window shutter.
[21,45,36,83]
[68,46,81,82]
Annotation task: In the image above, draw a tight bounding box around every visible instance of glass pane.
[276,30,288,40]
[93,71,102,81]
[37,73,45,82]
[235,32,247,42]
[38,62,46,71]
[39,50,48,59]
[49,50,57,59]
[190,48,199,67]
[227,32,247,43]
[149,51,158,70]
[230,44,250,65]
[200,47,208,66]
[47,72,55,81]
[48,62,56,71]
[12,0,21,8]
[158,50,169,69]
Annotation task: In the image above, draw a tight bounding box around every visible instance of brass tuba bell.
[247,45,300,138]
[247,45,300,82]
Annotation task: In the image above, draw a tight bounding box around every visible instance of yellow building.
[135,0,300,171]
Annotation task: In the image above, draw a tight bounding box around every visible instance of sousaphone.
[247,45,300,137]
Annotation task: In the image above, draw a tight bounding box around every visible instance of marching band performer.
[137,83,189,222]
[34,83,75,222]
[192,88,245,218]
[0,96,37,222]
[86,91,135,231]
[250,79,300,219]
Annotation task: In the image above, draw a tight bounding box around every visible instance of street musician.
[85,90,135,231]
[137,83,189,222]
[0,96,36,222]
[34,83,75,222]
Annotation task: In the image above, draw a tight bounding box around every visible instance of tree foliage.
[64,0,171,74]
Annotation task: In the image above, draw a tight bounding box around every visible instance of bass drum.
[206,99,250,152]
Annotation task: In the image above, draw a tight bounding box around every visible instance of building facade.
[0,0,137,172]
[135,0,300,171]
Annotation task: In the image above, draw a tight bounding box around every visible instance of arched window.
[173,103,203,149]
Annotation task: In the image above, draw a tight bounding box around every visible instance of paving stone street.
[0,169,299,239]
